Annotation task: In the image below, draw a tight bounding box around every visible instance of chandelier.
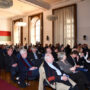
[47,15,58,21]
[0,0,13,8]
[16,22,27,27]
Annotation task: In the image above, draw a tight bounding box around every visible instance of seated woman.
[58,53,90,90]
[18,48,39,88]
[57,54,74,74]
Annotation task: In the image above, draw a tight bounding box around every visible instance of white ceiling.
[0,0,67,18]
[0,0,40,18]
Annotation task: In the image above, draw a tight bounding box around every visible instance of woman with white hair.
[57,53,75,74]
[18,48,39,88]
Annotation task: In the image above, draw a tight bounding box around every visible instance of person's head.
[31,47,37,53]
[79,52,84,57]
[70,50,79,58]
[54,48,58,53]
[7,47,13,56]
[45,53,54,63]
[60,45,64,51]
[46,47,52,54]
[20,48,27,59]
[59,52,66,61]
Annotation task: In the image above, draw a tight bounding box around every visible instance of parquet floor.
[0,70,52,90]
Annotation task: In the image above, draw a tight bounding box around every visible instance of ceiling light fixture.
[47,15,58,21]
[16,22,27,27]
[0,0,13,8]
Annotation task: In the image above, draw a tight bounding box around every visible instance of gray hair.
[58,52,65,60]
[20,48,27,55]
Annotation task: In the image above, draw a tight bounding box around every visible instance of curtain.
[54,9,64,45]
[13,19,23,45]
[14,21,21,45]
[54,5,75,47]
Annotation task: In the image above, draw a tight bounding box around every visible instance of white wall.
[0,18,11,31]
[77,0,90,45]
[0,17,12,44]
[43,10,52,45]
[11,0,90,46]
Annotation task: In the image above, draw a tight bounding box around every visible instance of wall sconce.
[46,35,49,41]
[24,37,26,41]
[83,35,87,40]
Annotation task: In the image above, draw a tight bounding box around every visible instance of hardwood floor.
[0,70,52,90]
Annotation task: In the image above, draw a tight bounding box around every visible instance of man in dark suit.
[43,53,77,90]
[18,48,39,88]
[28,47,42,67]
[4,47,18,82]
[67,51,79,67]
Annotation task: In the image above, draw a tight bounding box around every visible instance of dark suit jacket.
[67,56,77,66]
[28,51,40,60]
[18,57,33,75]
[4,54,17,72]
[77,57,86,66]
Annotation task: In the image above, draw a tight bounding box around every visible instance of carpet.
[0,79,19,90]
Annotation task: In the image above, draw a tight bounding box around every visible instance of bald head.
[45,53,54,63]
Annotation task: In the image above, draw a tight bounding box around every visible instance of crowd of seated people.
[0,43,90,90]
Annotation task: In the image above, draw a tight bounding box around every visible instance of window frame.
[52,4,77,46]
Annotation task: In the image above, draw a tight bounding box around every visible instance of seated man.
[28,46,42,67]
[4,47,18,82]
[18,48,39,88]
[43,53,76,90]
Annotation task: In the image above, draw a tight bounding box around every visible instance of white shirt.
[47,62,62,76]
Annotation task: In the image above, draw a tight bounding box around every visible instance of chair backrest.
[38,63,56,90]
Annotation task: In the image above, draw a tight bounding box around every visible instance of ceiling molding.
[18,0,50,9]
[51,0,70,6]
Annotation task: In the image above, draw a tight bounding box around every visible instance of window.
[53,5,77,48]
[28,13,43,45]
[13,19,23,45]
[14,22,21,45]
[30,17,40,45]
[36,20,40,42]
